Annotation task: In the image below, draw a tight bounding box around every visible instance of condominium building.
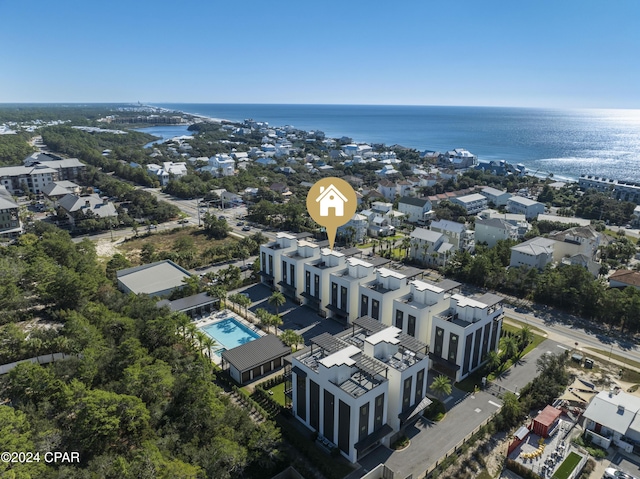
[430,293,503,382]
[302,249,350,317]
[0,185,22,238]
[359,268,413,325]
[450,193,488,215]
[506,196,545,220]
[288,316,430,463]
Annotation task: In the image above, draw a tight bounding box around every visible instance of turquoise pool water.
[201,317,260,355]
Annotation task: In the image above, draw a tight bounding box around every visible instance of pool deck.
[194,309,266,366]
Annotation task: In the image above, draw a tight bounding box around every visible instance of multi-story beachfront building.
[288,316,430,463]
[579,175,640,204]
[506,196,545,220]
[450,193,488,215]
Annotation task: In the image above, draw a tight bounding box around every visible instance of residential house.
[375,165,399,178]
[255,157,277,166]
[398,197,433,224]
[146,164,170,186]
[270,183,291,196]
[409,228,451,267]
[609,270,640,290]
[450,193,488,215]
[509,237,556,269]
[337,213,368,243]
[202,154,235,177]
[430,293,504,382]
[437,149,478,169]
[41,181,81,205]
[57,194,118,226]
[475,160,526,176]
[506,196,545,220]
[430,219,474,252]
[377,180,398,201]
[480,187,512,207]
[289,318,431,463]
[474,218,520,247]
[582,390,640,452]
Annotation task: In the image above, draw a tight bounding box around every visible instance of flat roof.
[157,291,218,312]
[116,260,191,295]
[320,344,360,368]
[365,327,401,346]
[222,334,290,373]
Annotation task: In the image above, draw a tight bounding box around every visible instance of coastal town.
[3,104,640,479]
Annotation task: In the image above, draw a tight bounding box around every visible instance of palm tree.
[186,323,198,347]
[280,329,304,351]
[256,308,271,332]
[268,290,286,315]
[195,331,207,352]
[401,236,411,259]
[500,335,519,360]
[269,314,283,336]
[208,285,228,309]
[518,325,534,350]
[202,336,217,359]
[430,375,452,399]
[484,350,501,372]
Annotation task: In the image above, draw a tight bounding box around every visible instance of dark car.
[239,264,251,272]
[242,226,251,231]
[236,221,244,226]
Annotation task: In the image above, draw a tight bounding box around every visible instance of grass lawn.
[584,346,640,373]
[117,226,237,264]
[456,323,546,392]
[552,451,582,479]
[266,382,286,407]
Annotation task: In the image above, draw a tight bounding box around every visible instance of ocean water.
[151,103,640,182]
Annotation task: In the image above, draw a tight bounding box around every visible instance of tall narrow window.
[408,315,416,337]
[331,283,338,306]
[395,310,404,330]
[305,271,311,294]
[360,295,369,317]
[372,299,380,320]
[340,286,347,311]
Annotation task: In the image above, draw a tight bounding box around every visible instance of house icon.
[315,184,348,217]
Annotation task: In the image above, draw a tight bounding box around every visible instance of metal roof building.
[221,334,291,384]
[157,291,218,318]
[116,260,191,297]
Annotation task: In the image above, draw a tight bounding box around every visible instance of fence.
[0,352,75,375]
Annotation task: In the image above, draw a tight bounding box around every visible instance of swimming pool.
[201,317,261,355]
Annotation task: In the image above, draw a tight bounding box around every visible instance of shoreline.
[149,104,578,184]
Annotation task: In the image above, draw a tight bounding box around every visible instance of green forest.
[0,222,283,479]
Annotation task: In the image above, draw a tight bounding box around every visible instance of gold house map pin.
[306,177,357,250]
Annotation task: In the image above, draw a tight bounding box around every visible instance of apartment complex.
[0,155,85,195]
[0,185,22,238]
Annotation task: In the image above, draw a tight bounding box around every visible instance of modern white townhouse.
[506,196,545,220]
[430,292,504,382]
[450,193,488,215]
[260,233,299,289]
[479,186,512,207]
[302,249,350,317]
[289,316,431,463]
[327,257,389,324]
[359,268,411,324]
[392,279,460,344]
[278,240,321,303]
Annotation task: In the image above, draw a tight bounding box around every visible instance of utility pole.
[197,198,201,226]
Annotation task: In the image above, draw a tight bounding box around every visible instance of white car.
[604,467,636,479]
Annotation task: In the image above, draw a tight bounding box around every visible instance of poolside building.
[222,335,291,384]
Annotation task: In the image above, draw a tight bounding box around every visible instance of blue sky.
[1,0,639,108]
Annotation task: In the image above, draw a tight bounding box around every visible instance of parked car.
[242,226,251,231]
[178,219,189,224]
[236,221,244,226]
[239,265,251,272]
[604,468,636,479]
